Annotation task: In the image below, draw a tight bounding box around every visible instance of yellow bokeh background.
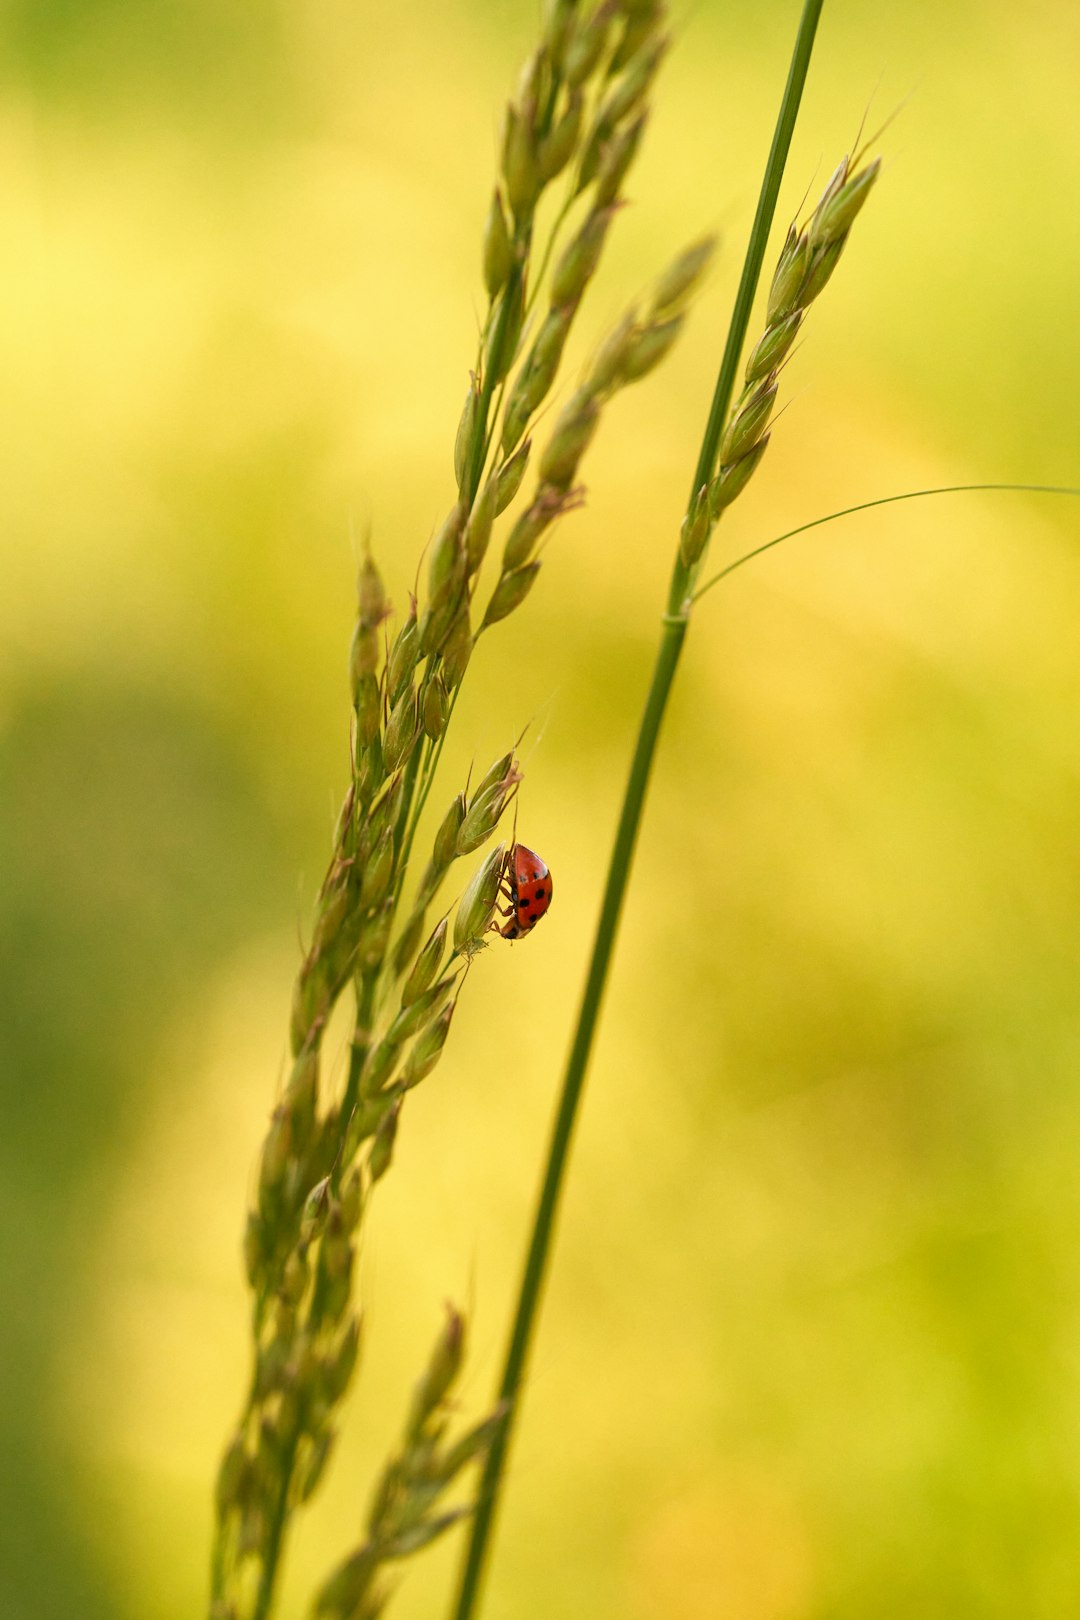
[3,2,1080,1617]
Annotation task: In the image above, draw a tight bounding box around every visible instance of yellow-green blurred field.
[3,2,1080,1616]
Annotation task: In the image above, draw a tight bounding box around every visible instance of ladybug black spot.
[533,886,546,900]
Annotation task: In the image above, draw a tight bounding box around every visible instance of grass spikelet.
[313,1307,503,1620]
[679,150,880,567]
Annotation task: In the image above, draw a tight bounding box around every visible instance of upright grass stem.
[449,4,825,1616]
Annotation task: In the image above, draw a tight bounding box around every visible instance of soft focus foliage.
[2,3,1080,1618]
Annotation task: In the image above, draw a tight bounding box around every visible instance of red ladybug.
[497,843,553,939]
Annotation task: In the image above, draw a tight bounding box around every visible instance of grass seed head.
[297,1429,336,1505]
[392,906,427,978]
[501,101,539,219]
[388,973,458,1044]
[679,482,713,567]
[619,312,684,382]
[426,504,467,606]
[322,1315,362,1403]
[401,999,456,1088]
[454,842,507,950]
[810,156,880,247]
[494,437,532,513]
[767,228,811,323]
[564,7,612,87]
[502,306,574,454]
[440,601,473,689]
[594,109,648,206]
[381,686,419,774]
[587,306,640,394]
[484,270,527,390]
[539,389,600,488]
[709,434,770,516]
[453,376,481,495]
[407,1305,466,1441]
[597,35,667,128]
[436,1405,509,1485]
[433,791,467,870]
[456,776,517,854]
[423,675,449,741]
[401,916,448,1005]
[483,560,543,626]
[357,1037,400,1106]
[356,900,394,973]
[551,206,617,307]
[609,1,667,73]
[315,1549,378,1619]
[354,671,381,747]
[357,554,388,637]
[359,828,395,910]
[799,235,846,304]
[482,189,513,298]
[386,596,420,696]
[538,88,584,182]
[650,233,717,317]
[474,750,517,797]
[718,374,777,464]
[744,309,802,383]
[215,1432,251,1517]
[369,1099,402,1183]
[501,484,568,570]
[465,478,498,575]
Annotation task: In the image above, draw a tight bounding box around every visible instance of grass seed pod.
[744,310,802,382]
[679,483,712,568]
[483,561,542,626]
[453,376,481,495]
[401,916,448,1006]
[501,101,538,218]
[619,313,684,382]
[718,376,778,465]
[494,437,532,513]
[550,207,616,307]
[465,477,498,574]
[454,842,506,950]
[766,229,811,322]
[433,791,467,870]
[423,675,449,741]
[382,687,419,774]
[440,601,473,689]
[538,390,599,489]
[709,434,770,516]
[401,1001,456,1089]
[538,89,583,182]
[811,157,880,247]
[369,1099,402,1183]
[564,8,610,86]
[594,109,647,206]
[650,234,717,316]
[482,189,513,297]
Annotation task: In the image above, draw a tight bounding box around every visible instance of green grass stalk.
[448,4,826,1617]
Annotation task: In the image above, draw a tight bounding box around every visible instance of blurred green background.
[3,1,1080,1616]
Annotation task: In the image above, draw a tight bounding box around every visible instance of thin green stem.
[691,482,1080,600]
[448,6,825,1618]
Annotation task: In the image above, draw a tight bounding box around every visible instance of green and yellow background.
[3,2,1080,1616]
